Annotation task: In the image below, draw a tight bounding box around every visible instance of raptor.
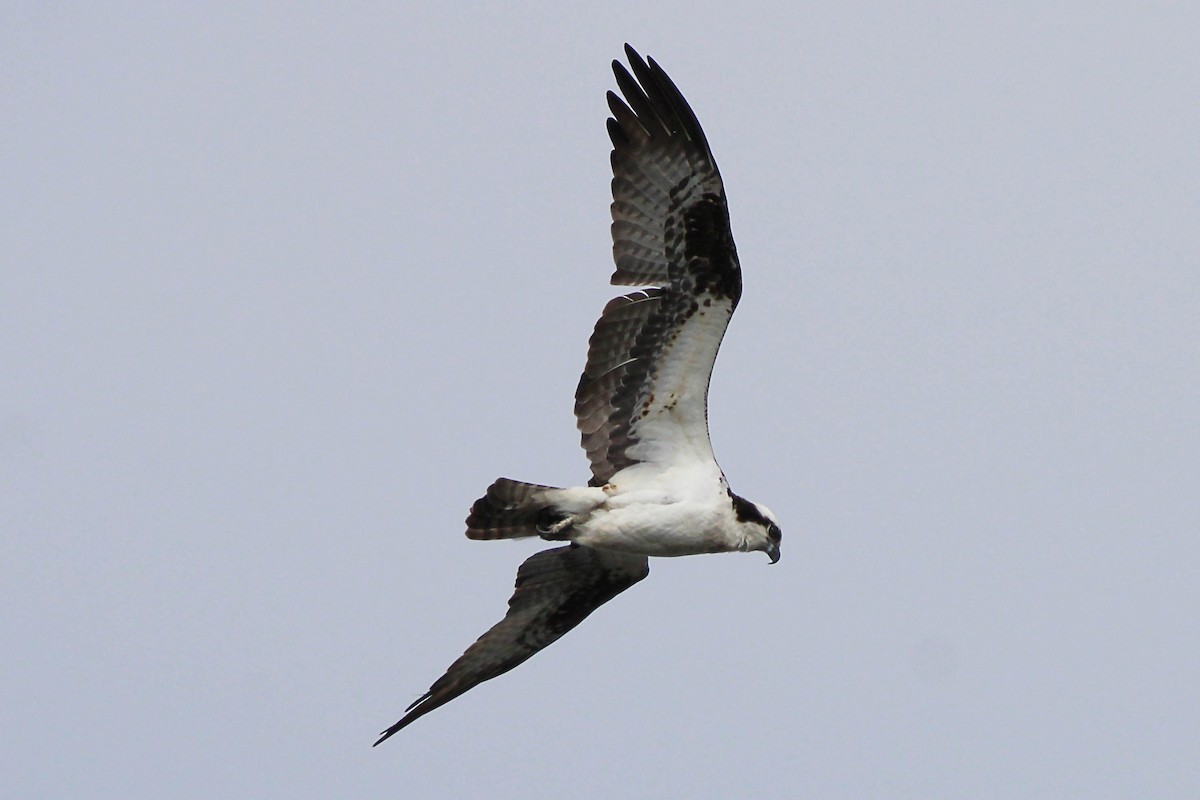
[376,45,781,745]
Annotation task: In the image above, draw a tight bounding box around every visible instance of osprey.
[375,45,781,745]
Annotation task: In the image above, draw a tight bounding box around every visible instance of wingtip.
[373,690,434,747]
[622,44,653,74]
[631,45,655,72]
[373,716,408,746]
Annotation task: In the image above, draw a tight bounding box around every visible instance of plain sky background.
[4,2,1198,797]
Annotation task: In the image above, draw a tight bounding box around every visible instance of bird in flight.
[375,44,781,746]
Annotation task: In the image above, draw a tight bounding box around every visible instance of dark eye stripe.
[768,524,782,542]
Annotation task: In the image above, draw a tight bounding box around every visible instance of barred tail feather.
[465,478,568,540]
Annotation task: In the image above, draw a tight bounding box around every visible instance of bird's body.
[521,460,770,558]
[375,45,782,746]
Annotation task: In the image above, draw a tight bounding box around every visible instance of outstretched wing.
[575,45,742,485]
[374,546,648,744]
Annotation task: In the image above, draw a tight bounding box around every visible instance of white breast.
[571,466,738,557]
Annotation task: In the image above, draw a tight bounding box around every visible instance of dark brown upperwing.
[374,545,648,744]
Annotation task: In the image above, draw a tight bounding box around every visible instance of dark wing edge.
[373,546,649,745]
[576,45,742,484]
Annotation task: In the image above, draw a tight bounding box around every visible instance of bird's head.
[729,493,782,564]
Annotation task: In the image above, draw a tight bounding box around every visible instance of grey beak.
[766,543,781,564]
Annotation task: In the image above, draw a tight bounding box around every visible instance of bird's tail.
[465,478,575,540]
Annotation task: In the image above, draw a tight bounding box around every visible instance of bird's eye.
[767,524,782,543]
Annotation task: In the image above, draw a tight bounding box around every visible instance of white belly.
[571,494,735,557]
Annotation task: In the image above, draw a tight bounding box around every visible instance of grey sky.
[3,3,1198,797]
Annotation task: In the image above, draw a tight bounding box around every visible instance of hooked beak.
[766,542,781,564]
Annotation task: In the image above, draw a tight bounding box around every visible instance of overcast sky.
[4,3,1198,797]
